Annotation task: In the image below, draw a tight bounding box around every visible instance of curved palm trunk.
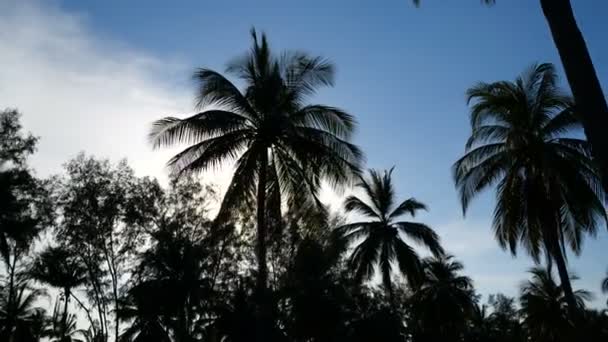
[545,229,578,314]
[540,0,608,193]
[256,148,269,295]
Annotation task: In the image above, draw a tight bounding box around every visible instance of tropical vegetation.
[1,28,608,342]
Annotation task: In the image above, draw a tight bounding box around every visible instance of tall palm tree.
[409,255,476,342]
[150,29,362,294]
[336,168,443,303]
[519,267,590,342]
[410,1,608,194]
[30,246,86,340]
[453,63,606,311]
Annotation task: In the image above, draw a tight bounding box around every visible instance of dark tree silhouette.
[149,28,363,298]
[336,168,443,305]
[519,267,590,342]
[30,246,87,341]
[409,255,475,342]
[453,63,607,313]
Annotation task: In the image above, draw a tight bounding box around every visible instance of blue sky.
[2,0,607,305]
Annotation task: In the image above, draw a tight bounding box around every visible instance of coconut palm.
[409,255,475,342]
[150,29,362,294]
[409,1,608,194]
[453,63,606,312]
[30,246,86,340]
[519,267,590,342]
[336,168,443,304]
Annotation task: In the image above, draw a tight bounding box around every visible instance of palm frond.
[166,129,252,175]
[349,231,382,284]
[192,69,256,119]
[389,198,427,219]
[281,52,335,102]
[344,196,381,219]
[395,221,444,257]
[149,110,251,149]
[393,238,422,287]
[292,105,356,139]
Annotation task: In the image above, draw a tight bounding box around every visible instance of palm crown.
[410,255,475,341]
[336,168,443,301]
[453,63,606,310]
[150,29,363,292]
[520,267,590,341]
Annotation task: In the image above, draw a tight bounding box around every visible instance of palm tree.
[519,267,590,342]
[44,300,83,342]
[30,246,86,340]
[0,281,47,341]
[150,28,362,295]
[409,255,475,342]
[453,63,606,312]
[410,1,608,195]
[538,0,608,195]
[336,168,443,304]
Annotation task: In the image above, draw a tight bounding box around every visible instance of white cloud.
[0,0,194,181]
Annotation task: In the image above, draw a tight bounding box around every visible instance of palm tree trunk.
[540,0,608,193]
[256,148,269,295]
[384,275,396,311]
[62,288,70,338]
[547,235,578,312]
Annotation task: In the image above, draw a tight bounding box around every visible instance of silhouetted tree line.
[2,29,608,342]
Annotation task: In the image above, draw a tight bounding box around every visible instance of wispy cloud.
[0,0,193,180]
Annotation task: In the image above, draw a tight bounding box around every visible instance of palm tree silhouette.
[43,300,83,342]
[336,168,443,304]
[30,246,86,340]
[410,1,608,195]
[453,63,606,312]
[0,282,47,341]
[409,255,475,342]
[150,28,363,295]
[519,267,590,342]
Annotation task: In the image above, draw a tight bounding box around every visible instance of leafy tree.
[54,155,161,342]
[282,237,350,342]
[336,168,443,304]
[408,255,476,342]
[0,109,53,341]
[486,294,525,342]
[149,28,363,296]
[125,176,242,342]
[117,283,170,342]
[519,267,590,342]
[453,63,606,312]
